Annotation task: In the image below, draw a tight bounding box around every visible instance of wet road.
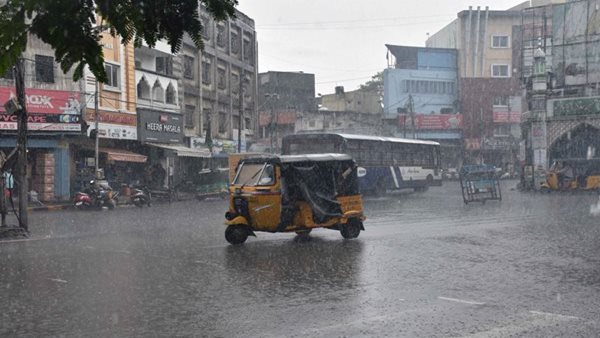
[1,181,600,337]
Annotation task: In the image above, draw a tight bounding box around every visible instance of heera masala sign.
[0,86,82,132]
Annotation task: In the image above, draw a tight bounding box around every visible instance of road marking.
[529,310,581,321]
[48,278,68,284]
[438,296,486,305]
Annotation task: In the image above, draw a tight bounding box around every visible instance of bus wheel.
[225,225,249,245]
[340,219,361,239]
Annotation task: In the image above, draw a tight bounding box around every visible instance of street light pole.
[238,75,243,153]
[94,80,100,178]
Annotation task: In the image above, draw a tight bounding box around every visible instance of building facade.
[1,35,84,201]
[520,0,600,187]
[428,7,523,168]
[257,71,316,152]
[383,45,463,168]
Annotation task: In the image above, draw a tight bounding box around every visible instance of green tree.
[359,71,383,92]
[0,0,237,82]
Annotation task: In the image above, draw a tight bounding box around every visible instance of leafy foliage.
[0,0,237,82]
[359,71,383,92]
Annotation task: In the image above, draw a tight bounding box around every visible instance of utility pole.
[14,58,28,232]
[238,75,244,153]
[407,94,415,139]
[94,80,100,179]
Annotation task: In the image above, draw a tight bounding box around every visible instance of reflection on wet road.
[1,181,599,337]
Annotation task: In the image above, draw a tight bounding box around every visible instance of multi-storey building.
[519,0,600,187]
[1,35,84,201]
[186,8,258,155]
[428,6,523,168]
[383,44,463,168]
[257,71,316,152]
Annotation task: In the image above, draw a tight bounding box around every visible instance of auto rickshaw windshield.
[233,162,275,186]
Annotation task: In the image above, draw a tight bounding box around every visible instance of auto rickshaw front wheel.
[225,225,249,245]
[340,219,362,239]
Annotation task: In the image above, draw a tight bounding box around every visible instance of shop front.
[137,108,189,189]
[75,108,147,195]
[0,87,82,202]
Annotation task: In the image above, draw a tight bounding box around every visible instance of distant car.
[442,168,458,180]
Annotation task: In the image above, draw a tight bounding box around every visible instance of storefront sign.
[88,123,138,140]
[493,111,522,123]
[482,137,517,150]
[85,110,137,126]
[137,108,183,144]
[531,122,547,149]
[190,136,241,154]
[0,87,81,132]
[398,114,463,130]
[552,96,600,117]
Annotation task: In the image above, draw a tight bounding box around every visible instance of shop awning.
[147,143,212,158]
[99,148,147,163]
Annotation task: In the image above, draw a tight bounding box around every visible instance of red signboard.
[398,114,463,130]
[493,111,522,123]
[0,86,81,132]
[259,111,297,126]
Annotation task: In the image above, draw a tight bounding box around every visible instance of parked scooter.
[73,180,117,210]
[130,185,151,207]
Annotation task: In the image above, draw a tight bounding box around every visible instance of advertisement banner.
[137,108,183,144]
[493,111,522,123]
[0,86,81,132]
[190,136,240,154]
[88,123,138,140]
[398,114,463,130]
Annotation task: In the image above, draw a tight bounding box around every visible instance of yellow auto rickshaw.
[540,159,600,192]
[224,154,365,244]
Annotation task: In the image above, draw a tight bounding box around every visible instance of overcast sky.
[237,0,527,95]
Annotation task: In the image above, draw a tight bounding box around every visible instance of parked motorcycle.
[131,185,151,207]
[73,180,117,210]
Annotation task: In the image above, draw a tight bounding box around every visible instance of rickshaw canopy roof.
[240,153,354,165]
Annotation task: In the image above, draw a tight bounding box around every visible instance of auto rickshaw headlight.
[225,211,236,220]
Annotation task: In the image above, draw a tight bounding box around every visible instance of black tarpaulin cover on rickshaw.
[266,154,359,223]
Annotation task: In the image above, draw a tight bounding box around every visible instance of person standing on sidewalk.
[3,169,14,198]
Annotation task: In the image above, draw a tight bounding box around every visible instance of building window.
[184,56,194,79]
[137,77,151,100]
[185,105,195,128]
[492,35,510,48]
[104,63,120,88]
[217,68,226,90]
[493,125,512,137]
[245,117,252,130]
[202,59,211,85]
[308,120,316,128]
[492,64,510,78]
[243,38,253,63]
[231,72,240,94]
[493,96,509,107]
[203,109,211,132]
[165,82,176,104]
[152,80,164,102]
[231,30,240,55]
[201,16,211,40]
[156,56,173,76]
[35,55,54,83]
[218,112,227,133]
[217,25,227,48]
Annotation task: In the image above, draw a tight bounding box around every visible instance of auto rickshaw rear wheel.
[225,225,249,245]
[340,219,361,239]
